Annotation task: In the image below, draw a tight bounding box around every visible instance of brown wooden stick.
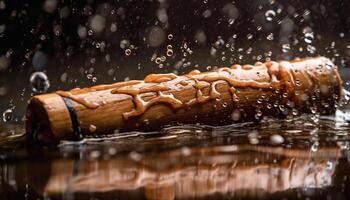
[26,57,342,143]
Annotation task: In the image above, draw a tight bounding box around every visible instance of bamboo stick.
[25,57,342,143]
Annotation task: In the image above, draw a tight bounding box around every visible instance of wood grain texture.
[26,57,342,143]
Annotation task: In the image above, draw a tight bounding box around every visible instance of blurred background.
[0,0,349,123]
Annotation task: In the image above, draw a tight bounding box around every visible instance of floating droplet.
[0,1,6,10]
[90,15,106,33]
[304,32,314,44]
[166,49,174,57]
[32,51,48,70]
[265,10,276,21]
[30,72,50,93]
[155,57,162,64]
[267,33,274,40]
[89,124,97,133]
[325,161,333,171]
[181,147,191,156]
[89,150,101,159]
[0,55,10,71]
[77,26,87,38]
[282,44,291,53]
[311,142,319,152]
[129,151,142,162]
[120,39,130,49]
[110,23,117,32]
[307,45,316,54]
[146,26,165,47]
[231,109,241,121]
[43,0,57,13]
[2,109,13,122]
[270,134,284,145]
[60,72,68,83]
[125,49,132,56]
[248,131,259,145]
[247,33,253,40]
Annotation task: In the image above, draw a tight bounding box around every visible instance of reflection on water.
[1,111,350,199]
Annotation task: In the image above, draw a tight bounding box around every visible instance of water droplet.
[32,51,48,70]
[255,109,262,119]
[202,9,212,18]
[247,33,253,40]
[120,39,130,49]
[89,150,101,159]
[60,72,68,83]
[166,49,173,57]
[228,18,235,25]
[0,55,10,72]
[231,109,241,121]
[311,142,319,152]
[89,124,97,133]
[146,26,165,47]
[43,0,57,13]
[90,14,106,33]
[108,147,117,156]
[125,49,132,56]
[248,131,259,145]
[77,26,87,38]
[307,45,316,54]
[110,23,117,32]
[325,161,333,171]
[282,44,291,53]
[279,105,285,112]
[310,106,317,114]
[155,57,162,64]
[0,1,6,10]
[270,134,284,145]
[167,34,173,40]
[210,47,217,57]
[290,109,297,116]
[129,151,142,162]
[267,103,272,109]
[304,32,314,44]
[181,147,192,156]
[267,33,274,40]
[265,10,276,21]
[30,72,50,93]
[2,109,12,122]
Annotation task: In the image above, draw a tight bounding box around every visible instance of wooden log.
[25,57,342,143]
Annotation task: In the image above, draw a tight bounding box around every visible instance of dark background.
[0,0,349,122]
